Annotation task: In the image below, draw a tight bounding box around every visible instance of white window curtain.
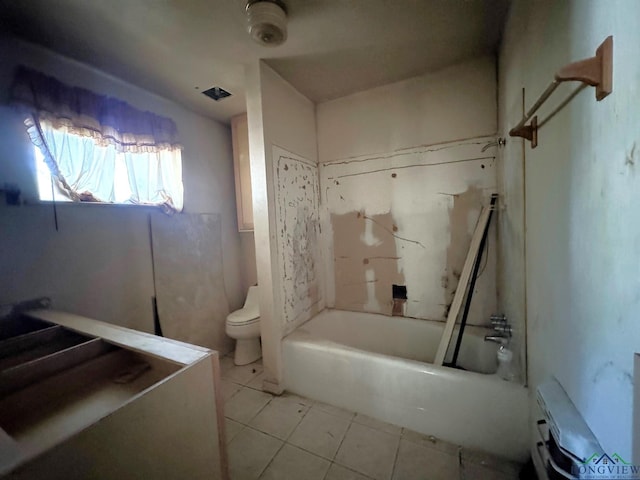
[37,120,183,209]
[125,150,183,209]
[10,66,184,212]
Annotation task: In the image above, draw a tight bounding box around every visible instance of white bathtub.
[283,309,529,461]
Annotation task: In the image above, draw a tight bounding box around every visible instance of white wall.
[499,0,640,462]
[0,36,243,351]
[317,58,500,327]
[318,57,498,161]
[239,231,258,293]
[246,61,320,391]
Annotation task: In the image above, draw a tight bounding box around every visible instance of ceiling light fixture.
[246,0,287,47]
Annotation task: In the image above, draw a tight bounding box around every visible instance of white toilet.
[226,286,261,365]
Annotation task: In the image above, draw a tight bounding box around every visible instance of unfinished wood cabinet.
[232,113,254,231]
[0,310,228,480]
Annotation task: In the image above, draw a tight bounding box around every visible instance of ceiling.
[0,0,509,124]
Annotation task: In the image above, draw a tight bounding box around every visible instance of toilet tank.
[245,286,260,309]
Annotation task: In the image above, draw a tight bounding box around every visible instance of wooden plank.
[0,351,170,452]
[434,205,492,366]
[0,338,113,396]
[0,328,91,372]
[0,316,52,341]
[24,309,211,365]
[0,326,62,359]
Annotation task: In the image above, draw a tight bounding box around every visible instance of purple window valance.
[10,66,182,153]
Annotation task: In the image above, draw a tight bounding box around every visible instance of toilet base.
[234,337,262,365]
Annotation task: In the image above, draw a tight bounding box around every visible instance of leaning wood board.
[433,206,492,366]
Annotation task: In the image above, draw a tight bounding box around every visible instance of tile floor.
[221,355,521,480]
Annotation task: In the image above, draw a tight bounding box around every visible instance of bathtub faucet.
[484,333,510,345]
[485,314,512,345]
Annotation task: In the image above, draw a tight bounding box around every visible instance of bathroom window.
[33,126,183,209]
[12,66,184,211]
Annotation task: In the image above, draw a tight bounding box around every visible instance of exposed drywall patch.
[320,137,497,322]
[332,211,405,315]
[444,185,484,313]
[273,146,322,332]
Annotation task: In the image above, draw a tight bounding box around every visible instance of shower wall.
[317,57,500,324]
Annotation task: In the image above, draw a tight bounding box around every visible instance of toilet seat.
[226,310,259,326]
[226,286,260,326]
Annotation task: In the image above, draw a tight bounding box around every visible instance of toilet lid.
[227,308,259,325]
[227,285,260,325]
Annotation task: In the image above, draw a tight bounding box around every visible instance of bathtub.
[282,309,529,461]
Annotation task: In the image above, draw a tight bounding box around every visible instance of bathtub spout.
[484,334,509,345]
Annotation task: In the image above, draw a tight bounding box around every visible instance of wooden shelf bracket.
[509,35,613,148]
[510,116,538,149]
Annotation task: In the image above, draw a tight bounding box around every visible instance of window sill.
[2,199,173,212]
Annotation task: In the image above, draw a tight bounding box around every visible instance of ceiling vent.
[246,0,287,47]
[202,87,232,101]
